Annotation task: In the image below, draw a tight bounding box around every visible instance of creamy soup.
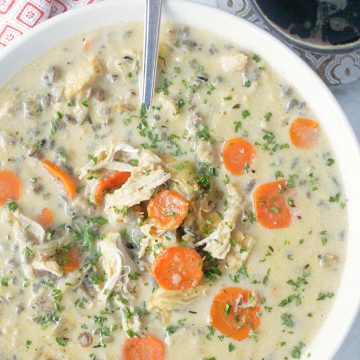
[0,23,347,360]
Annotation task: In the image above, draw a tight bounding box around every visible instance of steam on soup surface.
[0,23,347,360]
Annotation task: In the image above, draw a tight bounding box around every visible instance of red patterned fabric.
[0,0,99,48]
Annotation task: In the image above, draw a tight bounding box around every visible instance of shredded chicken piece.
[148,286,207,320]
[32,237,71,257]
[225,234,254,269]
[105,167,171,224]
[77,142,170,210]
[32,257,63,277]
[195,184,242,259]
[65,56,103,98]
[97,233,135,303]
[77,142,162,180]
[138,221,177,261]
[1,210,65,278]
[185,113,214,164]
[220,54,248,73]
[118,304,141,337]
[7,209,46,244]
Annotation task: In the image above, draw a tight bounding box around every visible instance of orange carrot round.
[42,160,77,198]
[0,171,22,206]
[152,247,203,290]
[37,207,54,228]
[123,335,165,360]
[94,171,131,205]
[56,246,80,273]
[253,179,292,229]
[222,137,256,175]
[147,190,189,230]
[210,287,261,341]
[289,118,320,149]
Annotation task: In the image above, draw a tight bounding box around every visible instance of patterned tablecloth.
[0,0,360,85]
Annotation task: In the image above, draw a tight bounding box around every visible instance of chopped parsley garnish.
[230,265,248,283]
[206,83,216,95]
[56,337,69,347]
[278,294,301,307]
[234,120,242,132]
[291,341,306,359]
[327,158,335,166]
[243,79,252,87]
[255,131,289,155]
[264,112,272,121]
[223,303,231,315]
[317,292,334,300]
[242,109,250,119]
[329,192,346,208]
[156,78,172,95]
[281,313,295,327]
[320,230,328,246]
[253,54,261,63]
[6,199,17,212]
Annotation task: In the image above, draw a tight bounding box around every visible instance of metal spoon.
[141,0,163,110]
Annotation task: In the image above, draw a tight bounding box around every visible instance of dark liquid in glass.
[254,0,360,46]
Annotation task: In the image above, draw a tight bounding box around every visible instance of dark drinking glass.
[252,0,360,52]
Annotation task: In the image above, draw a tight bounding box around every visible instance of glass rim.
[250,0,360,55]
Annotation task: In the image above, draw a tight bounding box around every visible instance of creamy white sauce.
[0,23,346,360]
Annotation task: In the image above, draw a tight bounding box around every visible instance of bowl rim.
[0,1,359,359]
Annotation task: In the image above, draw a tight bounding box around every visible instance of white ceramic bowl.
[0,1,359,359]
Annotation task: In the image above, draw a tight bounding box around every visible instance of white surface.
[332,80,360,360]
[0,1,359,358]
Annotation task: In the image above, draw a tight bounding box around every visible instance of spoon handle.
[141,0,163,110]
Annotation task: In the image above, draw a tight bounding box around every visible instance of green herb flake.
[234,120,242,132]
[281,313,295,328]
[242,109,250,119]
[264,112,272,121]
[278,294,301,307]
[243,79,252,87]
[6,200,18,212]
[206,83,216,95]
[317,292,334,301]
[81,99,89,107]
[327,158,335,166]
[56,337,69,347]
[291,341,306,359]
[23,247,33,257]
[223,303,231,316]
[253,54,261,63]
[156,78,172,95]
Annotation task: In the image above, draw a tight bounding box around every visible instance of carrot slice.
[253,179,291,229]
[42,160,77,199]
[152,247,203,290]
[289,118,320,149]
[210,287,261,341]
[222,138,256,175]
[0,171,22,206]
[147,190,189,230]
[94,171,131,205]
[56,246,80,273]
[37,207,54,228]
[123,335,165,360]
